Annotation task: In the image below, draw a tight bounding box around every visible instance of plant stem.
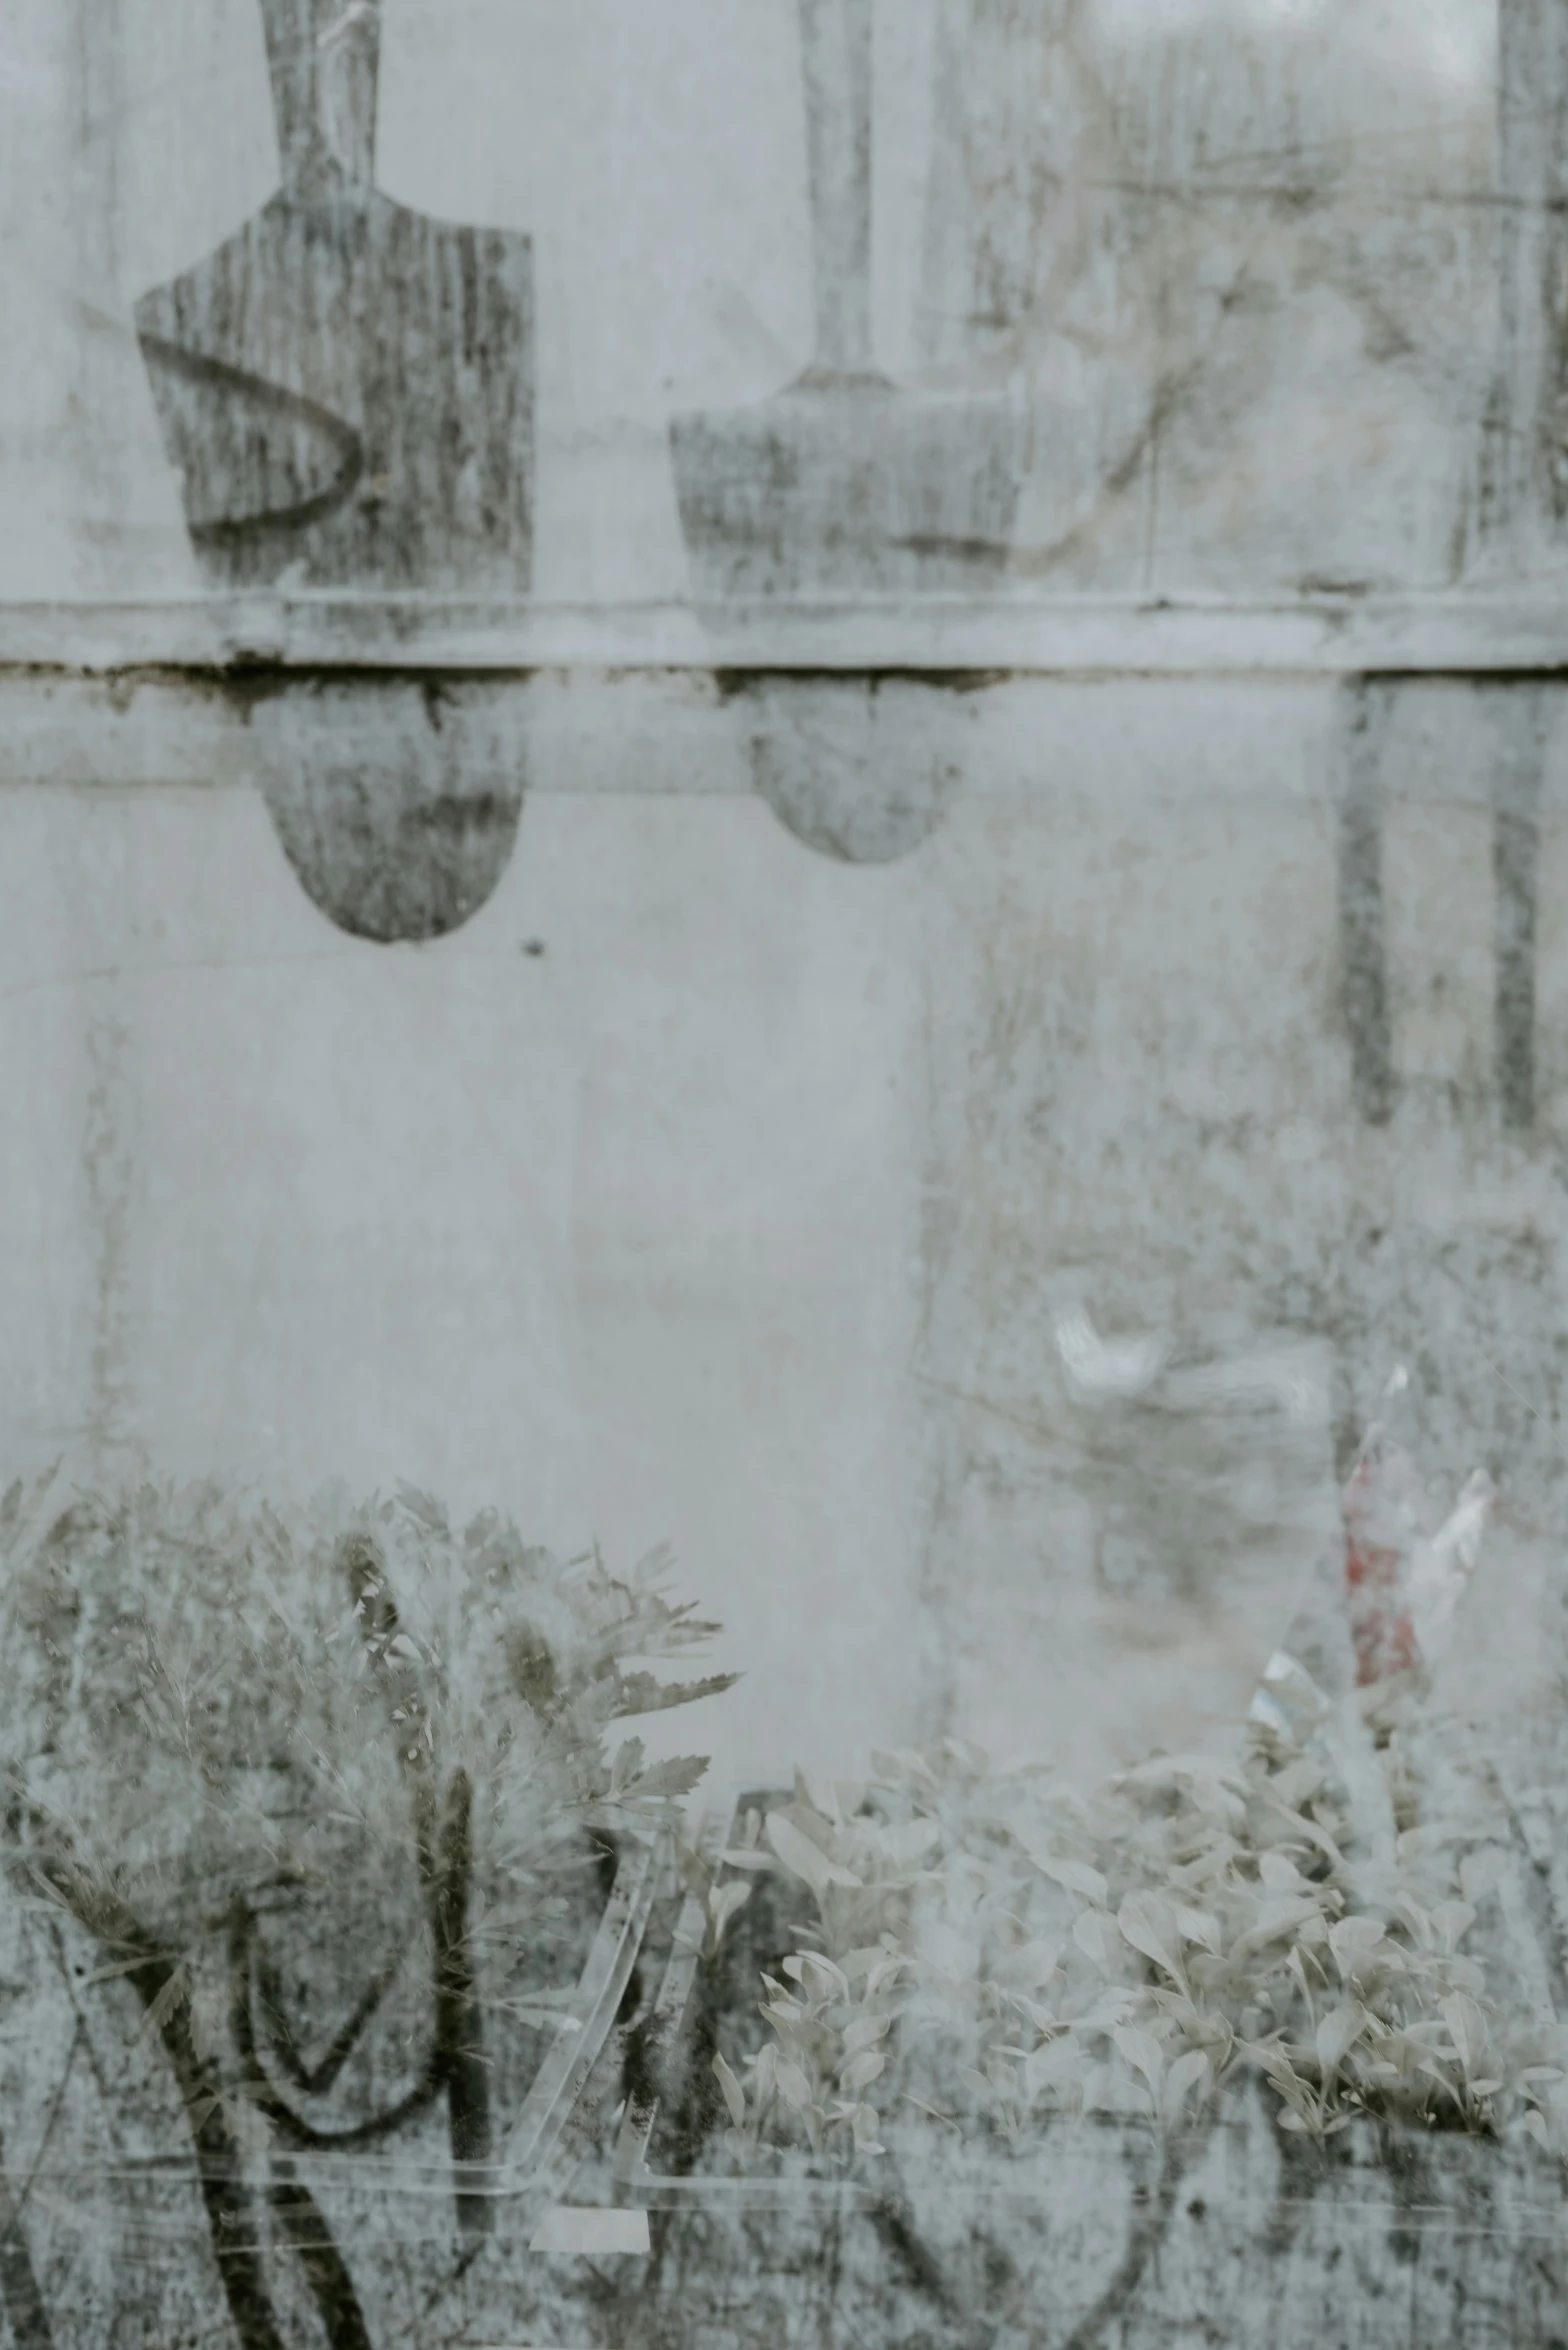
[0,2121,54,2350]
[1058,2133,1189,2350]
[268,2176,374,2350]
[342,1536,494,2242]
[32,1855,287,2350]
[433,1769,491,2242]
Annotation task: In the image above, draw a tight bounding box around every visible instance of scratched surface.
[4,3,1568,2345]
[0,0,1535,608]
[133,0,535,597]
[0,680,1567,2337]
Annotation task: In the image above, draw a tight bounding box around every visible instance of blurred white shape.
[318,0,378,49]
[1407,1468,1497,1665]
[1336,1363,1500,1684]
[1163,1345,1329,1424]
[529,2206,650,2256]
[1249,1648,1329,1736]
[1422,0,1494,87]
[0,39,49,102]
[1054,1307,1167,1402]
[1093,0,1324,36]
[1090,0,1490,87]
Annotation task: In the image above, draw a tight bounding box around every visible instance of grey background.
[0,0,1564,1799]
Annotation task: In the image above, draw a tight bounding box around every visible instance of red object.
[1342,1447,1420,1684]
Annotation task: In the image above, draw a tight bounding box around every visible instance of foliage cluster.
[709,1669,1568,2164]
[0,1472,732,2350]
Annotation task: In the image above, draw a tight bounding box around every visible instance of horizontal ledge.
[2,594,1568,676]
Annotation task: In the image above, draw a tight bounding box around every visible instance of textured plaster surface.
[5,1,1568,2340]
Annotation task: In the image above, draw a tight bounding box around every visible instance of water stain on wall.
[1490,682,1549,1129]
[716,671,980,864]
[1336,679,1396,1128]
[135,0,534,596]
[131,0,534,943]
[248,676,526,944]
[921,0,1496,592]
[670,0,1027,602]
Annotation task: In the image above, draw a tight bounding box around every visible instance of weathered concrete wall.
[4,2,1568,2343]
[3,667,1567,1790]
[0,0,1509,601]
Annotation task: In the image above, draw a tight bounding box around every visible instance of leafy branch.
[0,1473,732,2348]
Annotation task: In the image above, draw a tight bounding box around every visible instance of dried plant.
[0,1472,733,2350]
[0,1451,1559,2350]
